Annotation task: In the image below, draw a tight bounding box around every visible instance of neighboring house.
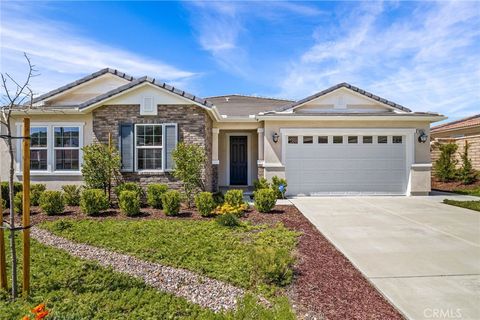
[0,68,445,196]
[431,114,480,139]
[431,114,480,171]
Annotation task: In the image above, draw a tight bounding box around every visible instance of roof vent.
[225,97,230,102]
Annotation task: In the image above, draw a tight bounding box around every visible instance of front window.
[30,127,48,170]
[136,124,163,170]
[54,127,80,170]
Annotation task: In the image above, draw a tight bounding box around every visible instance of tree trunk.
[6,121,17,298]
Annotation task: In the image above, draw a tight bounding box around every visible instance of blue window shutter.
[119,123,134,172]
[165,124,177,170]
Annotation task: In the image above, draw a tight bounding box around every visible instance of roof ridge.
[275,82,412,113]
[206,93,293,102]
[32,68,134,104]
[431,114,480,130]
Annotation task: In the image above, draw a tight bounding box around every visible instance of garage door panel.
[285,135,407,195]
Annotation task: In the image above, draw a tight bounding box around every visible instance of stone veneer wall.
[92,104,214,191]
[431,135,480,171]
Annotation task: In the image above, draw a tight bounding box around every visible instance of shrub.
[81,142,121,197]
[215,202,248,216]
[146,184,168,209]
[195,192,216,217]
[271,176,288,199]
[216,213,240,227]
[458,141,478,185]
[212,191,224,206]
[253,178,270,191]
[254,188,277,213]
[119,190,141,217]
[62,185,82,206]
[0,198,6,211]
[39,191,65,216]
[30,184,46,206]
[224,189,244,207]
[434,143,458,182]
[14,191,23,215]
[80,189,109,216]
[0,181,22,208]
[172,142,206,207]
[250,246,294,287]
[161,190,182,216]
[114,182,143,200]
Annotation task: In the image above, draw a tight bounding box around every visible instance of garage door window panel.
[348,136,358,144]
[318,136,328,144]
[303,136,313,144]
[363,136,373,144]
[333,136,343,144]
[378,136,388,144]
[288,136,298,144]
[393,136,403,144]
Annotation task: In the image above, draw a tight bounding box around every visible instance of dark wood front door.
[230,136,248,185]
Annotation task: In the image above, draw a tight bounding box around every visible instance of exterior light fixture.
[417,129,428,143]
[272,132,279,143]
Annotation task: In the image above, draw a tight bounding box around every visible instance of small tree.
[458,140,477,185]
[81,142,121,201]
[434,143,458,182]
[172,142,206,207]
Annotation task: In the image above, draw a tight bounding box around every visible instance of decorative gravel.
[31,227,245,312]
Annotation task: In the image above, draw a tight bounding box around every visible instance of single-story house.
[0,68,446,196]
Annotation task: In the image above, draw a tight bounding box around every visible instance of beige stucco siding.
[263,120,431,166]
[217,130,258,186]
[431,126,480,139]
[0,113,93,189]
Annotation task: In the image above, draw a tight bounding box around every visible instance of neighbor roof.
[276,82,412,113]
[32,68,134,104]
[79,76,213,110]
[431,114,480,133]
[206,94,292,117]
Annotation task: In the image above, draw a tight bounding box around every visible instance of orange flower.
[34,310,48,320]
[31,304,45,314]
[21,316,30,320]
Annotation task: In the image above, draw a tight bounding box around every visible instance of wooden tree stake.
[0,178,7,290]
[22,117,31,296]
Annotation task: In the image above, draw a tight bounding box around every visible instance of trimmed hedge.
[161,190,182,216]
[146,184,168,209]
[62,185,82,206]
[80,189,109,216]
[114,182,143,200]
[31,184,46,206]
[39,191,65,216]
[0,181,23,208]
[224,189,244,207]
[194,192,216,217]
[254,188,276,213]
[119,190,141,216]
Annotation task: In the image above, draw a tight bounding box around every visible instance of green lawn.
[40,219,299,291]
[443,199,480,212]
[452,187,480,197]
[0,234,295,319]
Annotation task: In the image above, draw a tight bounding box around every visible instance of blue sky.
[1,1,479,121]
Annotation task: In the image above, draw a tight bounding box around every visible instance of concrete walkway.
[291,193,480,320]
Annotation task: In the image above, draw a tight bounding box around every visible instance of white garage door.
[285,134,407,195]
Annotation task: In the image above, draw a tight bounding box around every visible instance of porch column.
[211,128,219,191]
[257,128,265,179]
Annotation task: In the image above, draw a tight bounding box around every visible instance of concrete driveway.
[291,193,480,320]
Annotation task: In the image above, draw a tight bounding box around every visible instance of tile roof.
[33,68,134,104]
[431,114,480,132]
[276,82,412,113]
[78,76,213,110]
[206,94,292,117]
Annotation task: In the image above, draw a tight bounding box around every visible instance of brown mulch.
[431,178,480,193]
[3,204,403,319]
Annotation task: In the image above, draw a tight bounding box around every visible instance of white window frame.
[53,126,82,172]
[134,123,177,173]
[29,126,49,172]
[16,122,84,176]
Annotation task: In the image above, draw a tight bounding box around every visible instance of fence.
[431,135,480,170]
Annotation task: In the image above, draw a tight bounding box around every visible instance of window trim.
[29,126,49,171]
[15,122,84,176]
[133,123,178,173]
[53,126,81,172]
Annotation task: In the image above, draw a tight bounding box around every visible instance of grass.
[452,187,480,197]
[0,234,295,319]
[40,219,299,291]
[443,199,480,212]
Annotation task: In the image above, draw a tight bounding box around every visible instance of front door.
[229,136,248,185]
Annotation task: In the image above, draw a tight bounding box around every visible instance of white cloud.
[0,5,196,95]
[277,1,480,119]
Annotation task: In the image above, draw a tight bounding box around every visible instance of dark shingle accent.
[78,77,213,110]
[276,83,412,113]
[33,68,134,104]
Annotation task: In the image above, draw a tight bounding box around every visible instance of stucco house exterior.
[0,68,445,196]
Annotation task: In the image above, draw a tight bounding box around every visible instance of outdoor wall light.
[417,129,428,143]
[272,132,279,143]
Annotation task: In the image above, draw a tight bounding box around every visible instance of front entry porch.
[212,127,265,190]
